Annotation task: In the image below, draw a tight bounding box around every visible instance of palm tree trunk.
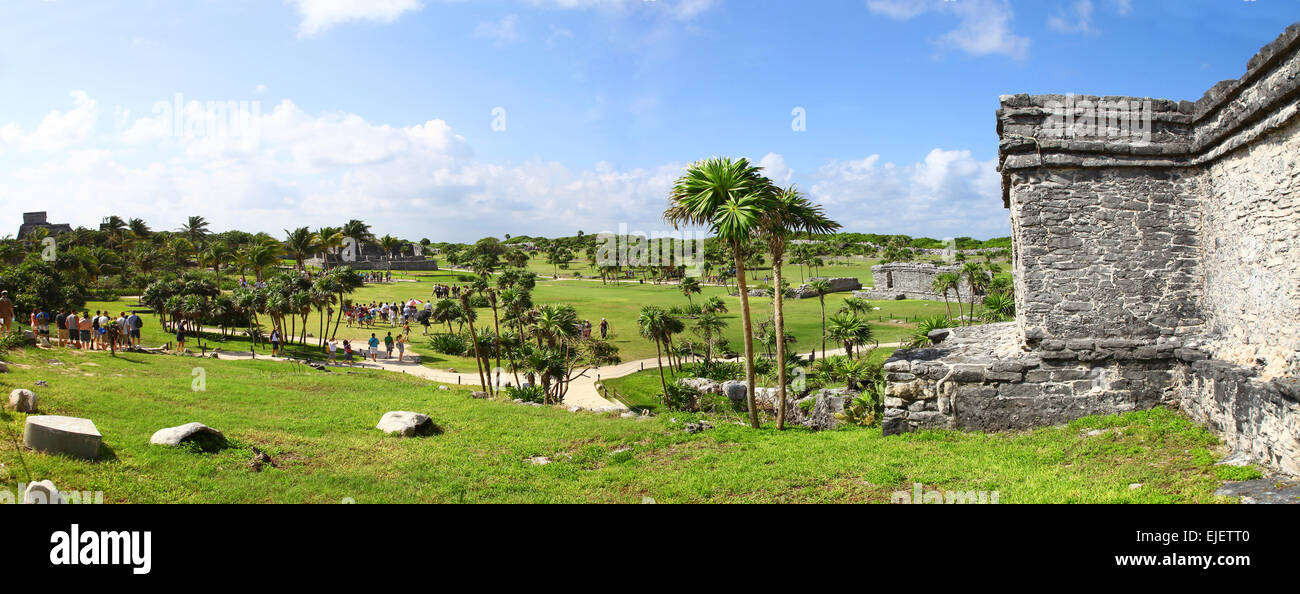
[819,298,827,359]
[461,296,488,392]
[734,252,759,429]
[654,338,669,408]
[773,257,790,431]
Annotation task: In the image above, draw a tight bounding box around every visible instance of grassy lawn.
[84,271,952,367]
[0,347,1254,503]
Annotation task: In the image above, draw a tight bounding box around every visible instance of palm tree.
[839,297,872,316]
[204,241,232,289]
[244,242,279,282]
[982,292,1015,322]
[315,227,345,269]
[460,293,488,392]
[283,227,318,271]
[932,272,961,321]
[826,313,873,359]
[177,216,210,249]
[679,276,702,306]
[665,157,773,429]
[692,312,728,366]
[759,186,840,430]
[808,278,832,359]
[341,219,374,247]
[128,218,151,245]
[638,306,673,407]
[961,262,989,324]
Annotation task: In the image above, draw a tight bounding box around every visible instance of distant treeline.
[789,233,1012,250]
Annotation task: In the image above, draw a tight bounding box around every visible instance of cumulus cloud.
[867,0,1030,60]
[804,148,1007,239]
[289,0,423,37]
[0,91,686,241]
[0,90,98,153]
[0,91,1007,242]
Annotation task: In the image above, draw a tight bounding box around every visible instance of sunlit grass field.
[0,347,1251,503]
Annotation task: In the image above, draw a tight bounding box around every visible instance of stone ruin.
[882,23,1300,474]
[864,263,985,302]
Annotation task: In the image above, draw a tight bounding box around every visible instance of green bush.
[427,333,470,356]
[505,384,546,404]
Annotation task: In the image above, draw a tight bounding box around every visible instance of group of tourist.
[325,331,408,366]
[431,284,462,299]
[361,271,393,283]
[345,301,425,331]
[47,308,144,351]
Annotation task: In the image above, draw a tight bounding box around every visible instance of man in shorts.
[127,311,143,347]
[368,333,380,362]
[78,311,93,350]
[56,310,69,347]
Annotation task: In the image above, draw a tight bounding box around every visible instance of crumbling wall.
[884,22,1300,473]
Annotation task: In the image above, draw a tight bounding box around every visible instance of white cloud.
[0,92,684,242]
[804,148,1007,238]
[0,90,98,152]
[289,0,423,37]
[867,0,1030,60]
[474,14,521,47]
[1048,0,1097,35]
[1048,0,1133,35]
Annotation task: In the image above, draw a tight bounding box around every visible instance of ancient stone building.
[16,212,72,239]
[882,23,1300,474]
[864,263,982,302]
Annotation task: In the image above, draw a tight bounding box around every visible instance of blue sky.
[0,0,1296,242]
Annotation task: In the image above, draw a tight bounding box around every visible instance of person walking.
[78,313,93,350]
[367,333,380,362]
[395,334,406,362]
[270,327,281,357]
[383,332,395,359]
[327,338,338,364]
[600,318,609,340]
[175,319,187,352]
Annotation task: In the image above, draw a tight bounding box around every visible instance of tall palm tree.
[961,262,989,324]
[638,306,673,407]
[177,216,210,249]
[808,279,832,359]
[665,157,772,429]
[128,218,151,245]
[204,241,232,289]
[315,226,345,268]
[284,227,318,271]
[759,186,840,430]
[932,272,961,321]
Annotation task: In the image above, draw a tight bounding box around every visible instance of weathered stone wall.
[1006,167,1204,341]
[1174,354,1300,475]
[1201,116,1300,377]
[883,22,1300,474]
[864,263,981,302]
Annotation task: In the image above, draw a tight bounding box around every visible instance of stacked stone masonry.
[884,22,1300,474]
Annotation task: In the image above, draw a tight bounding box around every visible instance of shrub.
[909,315,956,348]
[664,383,700,411]
[505,384,546,404]
[427,333,470,356]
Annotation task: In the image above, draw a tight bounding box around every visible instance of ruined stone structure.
[863,263,983,302]
[883,23,1300,474]
[16,212,72,239]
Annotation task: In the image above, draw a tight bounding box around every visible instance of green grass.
[0,346,1250,503]
[80,271,950,369]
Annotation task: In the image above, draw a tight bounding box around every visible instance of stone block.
[24,416,102,460]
